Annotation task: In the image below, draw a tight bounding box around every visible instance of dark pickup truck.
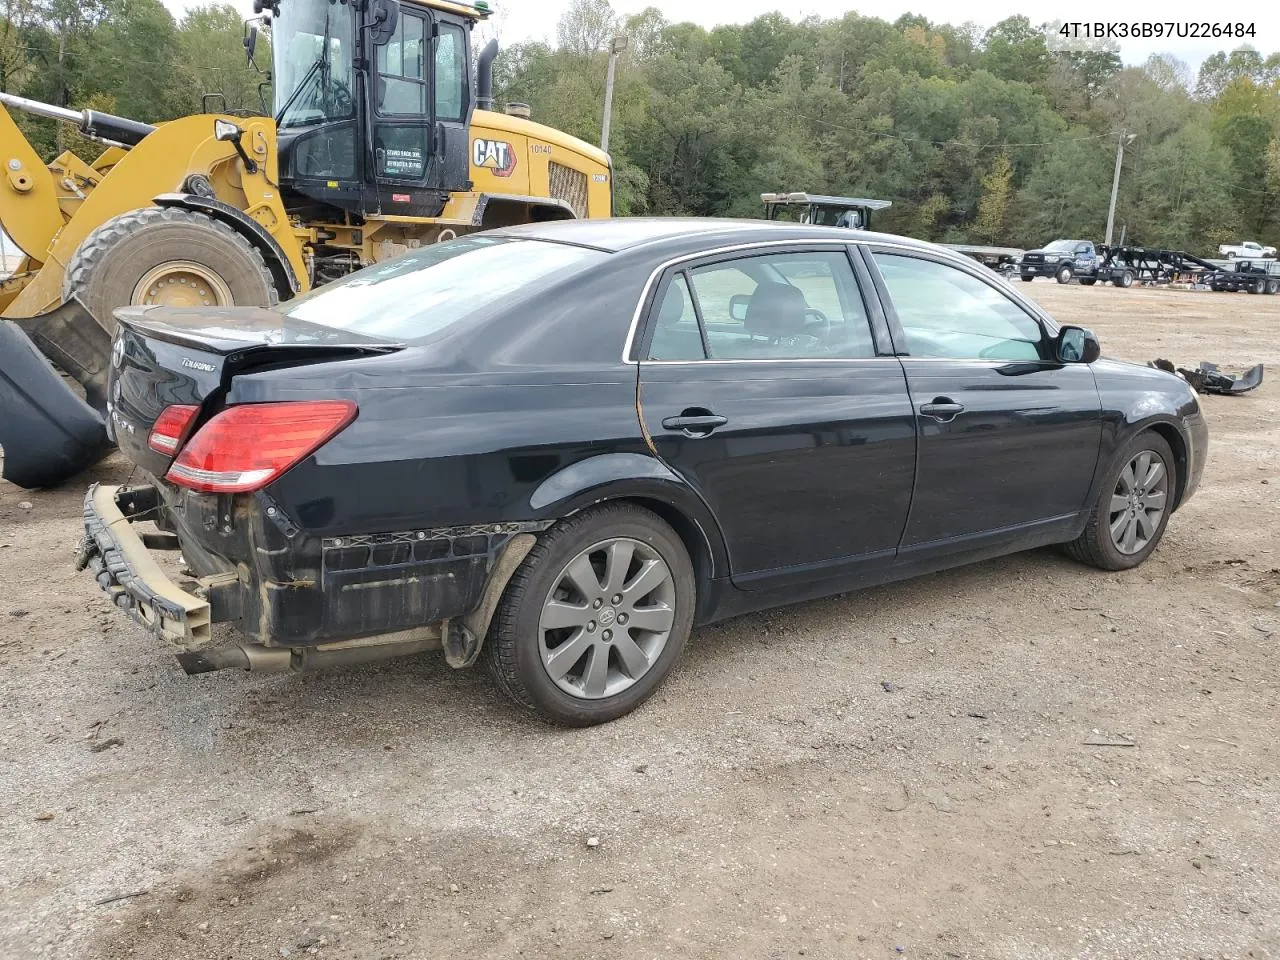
[1020,240,1097,283]
[1020,239,1137,287]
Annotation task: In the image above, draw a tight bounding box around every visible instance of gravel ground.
[1,281,1277,960]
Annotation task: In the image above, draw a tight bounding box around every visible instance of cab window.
[435,24,467,122]
[376,14,426,116]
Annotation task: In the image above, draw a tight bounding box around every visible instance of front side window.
[281,236,606,342]
[873,253,1046,361]
[435,25,467,121]
[651,250,874,361]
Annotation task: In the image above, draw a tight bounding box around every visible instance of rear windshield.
[279,235,607,340]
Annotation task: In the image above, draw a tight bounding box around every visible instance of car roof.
[490,217,939,255]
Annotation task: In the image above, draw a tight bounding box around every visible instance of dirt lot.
[2,281,1278,960]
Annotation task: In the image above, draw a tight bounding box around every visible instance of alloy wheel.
[538,537,677,700]
[1108,450,1169,555]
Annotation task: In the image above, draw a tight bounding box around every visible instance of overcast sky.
[161,0,1278,69]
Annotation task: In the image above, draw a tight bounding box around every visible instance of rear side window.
[281,236,606,341]
[872,253,1046,361]
[646,250,876,361]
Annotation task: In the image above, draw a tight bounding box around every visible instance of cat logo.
[472,138,517,178]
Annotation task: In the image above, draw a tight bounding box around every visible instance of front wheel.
[1055,265,1073,284]
[1065,433,1175,571]
[1227,251,1236,259]
[63,206,277,334]
[486,503,696,725]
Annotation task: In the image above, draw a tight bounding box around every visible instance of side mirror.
[369,0,400,45]
[729,294,751,322]
[243,24,258,64]
[1058,325,1101,364]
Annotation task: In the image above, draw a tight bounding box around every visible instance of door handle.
[661,410,728,437]
[919,398,965,423]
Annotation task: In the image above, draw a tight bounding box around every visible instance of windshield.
[272,0,356,129]
[1044,240,1078,252]
[279,236,609,341]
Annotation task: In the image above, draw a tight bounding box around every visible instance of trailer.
[945,244,1024,277]
[1086,245,1220,287]
[1204,258,1280,295]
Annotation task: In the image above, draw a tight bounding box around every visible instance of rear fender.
[529,452,730,581]
[0,318,110,488]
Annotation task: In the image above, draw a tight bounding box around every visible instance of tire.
[1020,275,1034,282]
[485,503,696,726]
[1227,252,1236,259]
[1267,279,1280,295]
[1113,270,1134,288]
[1246,282,1259,294]
[1065,432,1176,571]
[1055,265,1073,284]
[1080,277,1097,286]
[63,206,277,334]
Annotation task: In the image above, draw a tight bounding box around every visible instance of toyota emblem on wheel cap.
[111,336,125,368]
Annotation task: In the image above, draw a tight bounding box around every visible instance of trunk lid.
[110,305,401,475]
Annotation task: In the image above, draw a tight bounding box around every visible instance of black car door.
[634,244,917,588]
[862,245,1102,554]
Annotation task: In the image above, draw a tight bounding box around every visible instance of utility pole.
[601,35,628,153]
[1105,131,1135,247]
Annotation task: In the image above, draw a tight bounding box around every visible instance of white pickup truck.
[1218,240,1276,260]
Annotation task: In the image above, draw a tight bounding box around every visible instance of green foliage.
[4,0,1279,255]
[974,154,1014,242]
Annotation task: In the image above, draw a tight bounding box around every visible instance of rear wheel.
[1267,279,1280,295]
[1113,269,1135,288]
[1020,275,1034,282]
[1065,432,1175,571]
[1055,265,1073,284]
[1080,277,1098,286]
[486,503,695,725]
[63,206,277,334]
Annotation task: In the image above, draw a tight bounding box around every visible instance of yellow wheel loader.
[0,0,611,488]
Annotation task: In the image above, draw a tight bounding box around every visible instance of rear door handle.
[661,412,728,436]
[919,399,965,423]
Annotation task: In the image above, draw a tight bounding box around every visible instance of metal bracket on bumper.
[77,483,212,648]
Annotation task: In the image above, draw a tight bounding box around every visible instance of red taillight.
[165,401,357,493]
[148,404,199,455]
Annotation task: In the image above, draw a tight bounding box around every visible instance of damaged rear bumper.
[79,482,541,675]
[77,484,213,647]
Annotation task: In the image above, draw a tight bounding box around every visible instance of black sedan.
[82,219,1208,725]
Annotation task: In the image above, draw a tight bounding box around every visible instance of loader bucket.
[0,316,111,489]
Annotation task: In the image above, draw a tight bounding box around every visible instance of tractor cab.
[252,0,489,220]
[761,192,891,231]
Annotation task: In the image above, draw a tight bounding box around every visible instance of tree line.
[2,0,1278,255]
[499,0,1280,254]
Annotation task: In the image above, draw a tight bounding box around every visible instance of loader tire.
[63,206,277,334]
